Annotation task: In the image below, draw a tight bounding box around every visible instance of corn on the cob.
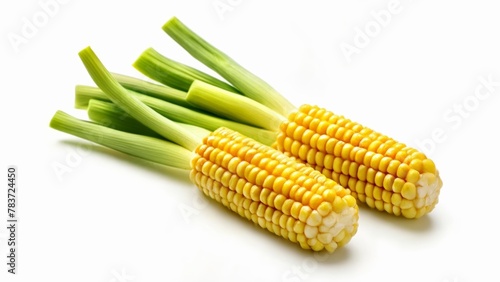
[275,104,442,219]
[133,17,444,219]
[192,127,358,252]
[49,46,359,252]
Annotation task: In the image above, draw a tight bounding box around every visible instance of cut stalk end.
[50,110,193,170]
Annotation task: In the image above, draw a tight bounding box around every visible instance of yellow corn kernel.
[333,141,345,158]
[341,144,354,160]
[333,126,345,140]
[302,191,314,206]
[382,190,392,204]
[401,182,417,200]
[391,180,406,196]
[332,157,342,174]
[259,188,272,205]
[374,200,384,211]
[387,159,401,175]
[338,174,348,187]
[348,162,359,177]
[343,130,355,145]
[358,137,371,149]
[400,199,414,209]
[315,134,329,152]
[368,140,382,152]
[298,144,310,161]
[332,197,347,213]
[354,148,366,164]
[401,207,417,218]
[365,183,374,198]
[416,207,427,218]
[374,171,385,187]
[406,169,420,184]
[363,151,375,167]
[309,194,323,210]
[397,163,410,179]
[292,125,306,141]
[383,174,395,191]
[321,154,334,170]
[365,197,375,208]
[366,168,376,184]
[318,121,330,135]
[344,195,357,207]
[384,203,392,214]
[379,156,391,173]
[391,193,402,206]
[392,206,401,216]
[341,160,350,175]
[301,129,315,145]
[357,165,368,182]
[285,122,297,137]
[314,151,326,167]
[350,132,363,147]
[422,159,436,174]
[274,194,286,210]
[411,151,427,160]
[395,150,408,163]
[355,180,365,194]
[409,159,423,172]
[317,201,333,216]
[326,123,339,136]
[384,147,397,159]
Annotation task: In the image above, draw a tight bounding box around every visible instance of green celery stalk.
[75,85,107,109]
[78,46,200,151]
[187,80,286,132]
[162,17,296,117]
[134,47,239,94]
[75,85,277,146]
[50,110,192,169]
[112,72,193,109]
[87,99,210,140]
[87,99,163,138]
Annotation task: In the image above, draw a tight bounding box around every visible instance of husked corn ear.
[275,104,443,219]
[190,127,359,252]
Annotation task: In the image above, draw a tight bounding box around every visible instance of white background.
[1,0,500,281]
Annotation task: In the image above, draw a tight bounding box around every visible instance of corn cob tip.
[404,170,442,218]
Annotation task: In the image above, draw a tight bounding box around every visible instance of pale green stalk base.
[112,73,193,109]
[187,80,286,132]
[50,111,192,170]
[87,99,163,138]
[134,48,239,94]
[78,46,200,151]
[162,17,296,116]
[76,85,278,146]
[87,99,210,140]
[75,85,106,109]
